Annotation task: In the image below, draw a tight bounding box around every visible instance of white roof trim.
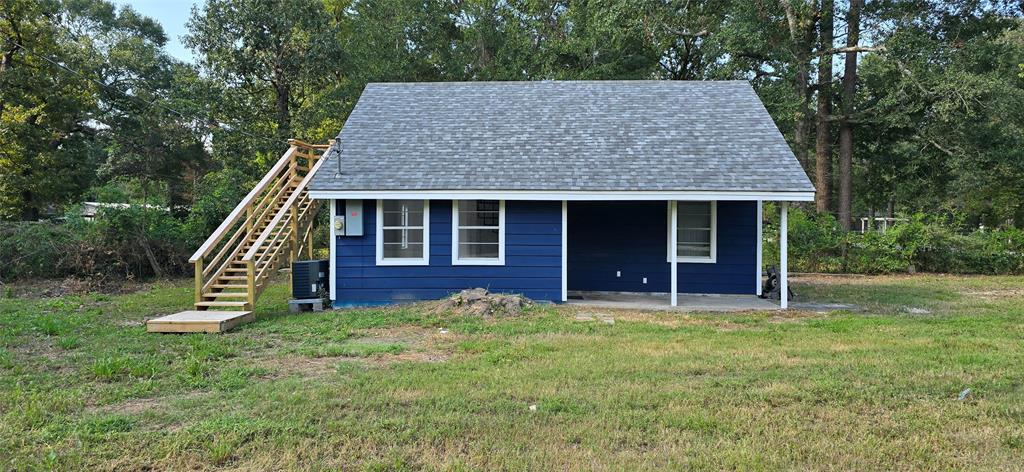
[309,190,815,202]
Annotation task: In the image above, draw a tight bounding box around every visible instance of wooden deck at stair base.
[147,311,254,333]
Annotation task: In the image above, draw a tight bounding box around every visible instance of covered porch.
[560,199,793,310]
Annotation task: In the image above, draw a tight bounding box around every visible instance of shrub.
[0,222,76,279]
[0,206,192,281]
[765,207,1024,275]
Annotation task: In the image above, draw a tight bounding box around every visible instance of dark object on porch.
[760,266,794,301]
[292,259,329,300]
[433,288,533,318]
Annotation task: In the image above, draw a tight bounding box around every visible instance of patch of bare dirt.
[563,307,743,329]
[765,310,829,322]
[355,325,459,365]
[789,273,906,285]
[258,355,343,378]
[961,289,1024,300]
[91,391,206,416]
[560,306,825,329]
[259,327,459,377]
[2,276,152,298]
[359,350,452,366]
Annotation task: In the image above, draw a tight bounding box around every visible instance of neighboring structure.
[859,216,907,233]
[307,81,814,309]
[79,202,168,220]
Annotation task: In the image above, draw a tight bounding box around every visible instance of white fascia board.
[309,190,815,202]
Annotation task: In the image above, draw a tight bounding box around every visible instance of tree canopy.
[2,0,1023,229]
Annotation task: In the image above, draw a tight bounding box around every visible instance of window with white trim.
[377,200,429,265]
[668,201,717,263]
[452,200,504,265]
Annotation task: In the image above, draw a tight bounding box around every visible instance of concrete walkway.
[566,291,780,312]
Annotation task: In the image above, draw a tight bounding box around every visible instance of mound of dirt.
[432,288,533,318]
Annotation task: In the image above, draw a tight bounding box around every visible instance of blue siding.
[334,200,562,305]
[567,201,756,295]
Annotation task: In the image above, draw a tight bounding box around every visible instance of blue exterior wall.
[334,199,562,305]
[566,201,757,295]
[334,199,757,306]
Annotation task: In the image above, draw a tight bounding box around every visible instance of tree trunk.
[838,0,862,231]
[814,0,834,214]
[782,0,815,174]
[274,77,291,142]
[794,63,811,173]
[20,190,36,220]
[781,0,816,175]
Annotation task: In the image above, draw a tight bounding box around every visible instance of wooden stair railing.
[189,139,331,310]
[241,155,327,308]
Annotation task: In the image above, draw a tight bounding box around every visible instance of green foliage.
[0,206,192,280]
[4,0,1024,285]
[856,8,1024,226]
[1,0,207,220]
[183,168,252,246]
[766,207,1024,274]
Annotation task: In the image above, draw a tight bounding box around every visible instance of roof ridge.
[365,80,750,87]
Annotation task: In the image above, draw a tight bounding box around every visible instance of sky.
[116,0,201,63]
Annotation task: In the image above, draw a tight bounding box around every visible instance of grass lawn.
[2,275,1023,470]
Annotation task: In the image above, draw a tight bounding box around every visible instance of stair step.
[220,276,248,280]
[195,301,249,308]
[205,292,249,298]
[211,284,247,289]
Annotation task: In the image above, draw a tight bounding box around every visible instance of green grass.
[1,275,1023,470]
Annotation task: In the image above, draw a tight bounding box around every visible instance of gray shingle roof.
[309,80,814,194]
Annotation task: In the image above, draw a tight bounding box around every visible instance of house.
[307,80,814,309]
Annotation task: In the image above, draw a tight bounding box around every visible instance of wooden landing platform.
[147,311,254,334]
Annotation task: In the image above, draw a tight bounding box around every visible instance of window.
[667,201,717,263]
[376,200,429,265]
[452,200,504,265]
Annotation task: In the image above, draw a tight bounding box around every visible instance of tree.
[1,0,100,220]
[837,0,861,230]
[814,0,833,213]
[780,0,818,175]
[856,2,1024,227]
[185,0,346,153]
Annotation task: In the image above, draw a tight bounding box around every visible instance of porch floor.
[566,291,779,312]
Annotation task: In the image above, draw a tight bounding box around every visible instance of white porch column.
[780,201,789,309]
[756,200,763,296]
[561,200,568,302]
[670,200,678,307]
[329,199,337,302]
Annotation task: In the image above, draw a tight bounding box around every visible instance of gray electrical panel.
[334,199,364,236]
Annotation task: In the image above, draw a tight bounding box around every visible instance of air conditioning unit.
[292,259,329,300]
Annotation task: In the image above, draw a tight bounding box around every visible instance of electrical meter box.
[334,199,363,236]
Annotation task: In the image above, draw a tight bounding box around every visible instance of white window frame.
[376,199,430,266]
[451,199,505,266]
[667,200,717,264]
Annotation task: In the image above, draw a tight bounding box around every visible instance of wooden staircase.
[187,139,331,311]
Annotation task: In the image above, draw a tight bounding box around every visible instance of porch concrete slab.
[566,291,779,312]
